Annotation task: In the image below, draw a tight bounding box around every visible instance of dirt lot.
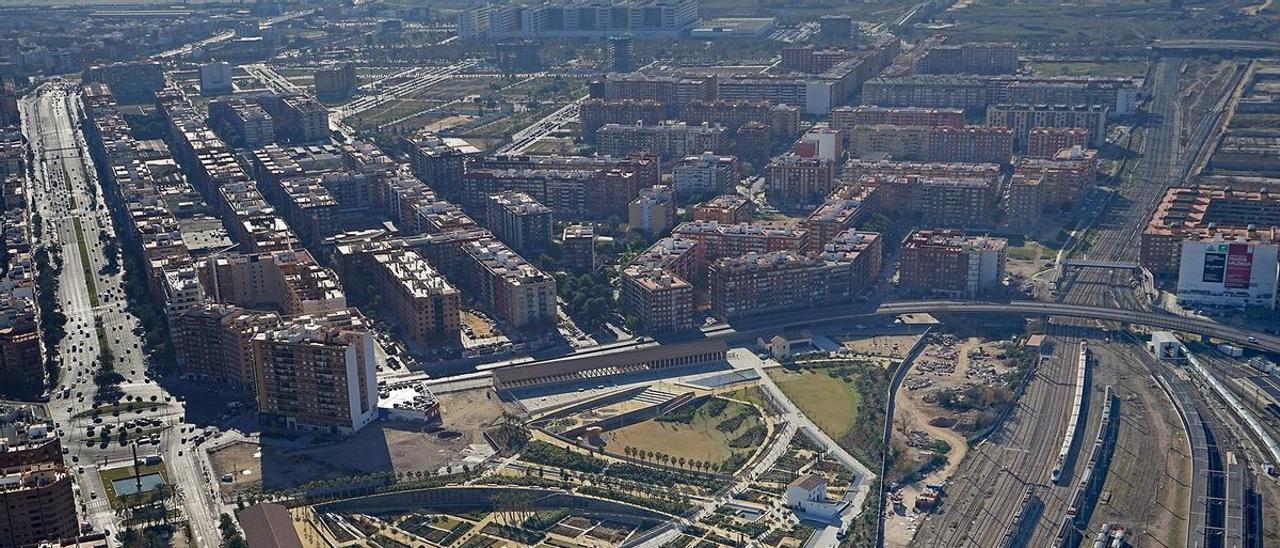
[462,310,498,339]
[211,388,513,494]
[884,338,991,546]
[208,441,261,496]
[836,334,921,359]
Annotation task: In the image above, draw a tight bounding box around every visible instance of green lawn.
[768,370,860,442]
[724,386,769,411]
[1007,241,1056,262]
[602,398,762,468]
[71,218,99,307]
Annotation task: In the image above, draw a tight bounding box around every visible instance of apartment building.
[561,224,597,272]
[463,154,658,219]
[1027,126,1089,157]
[254,309,379,435]
[781,45,855,74]
[620,264,694,334]
[369,248,461,344]
[693,194,753,224]
[861,76,990,112]
[1176,236,1278,309]
[899,229,1007,298]
[917,42,1017,75]
[1012,146,1098,211]
[314,63,358,101]
[672,220,809,270]
[844,159,1001,184]
[595,122,728,160]
[458,0,701,39]
[266,94,330,143]
[867,174,998,228]
[679,100,801,138]
[459,238,557,329]
[0,417,78,547]
[818,15,853,41]
[82,61,164,103]
[496,41,542,72]
[709,251,855,320]
[208,98,275,148]
[826,229,884,295]
[829,106,964,135]
[997,76,1139,118]
[629,185,677,234]
[579,99,666,142]
[485,191,553,255]
[197,250,346,316]
[927,125,1014,164]
[848,124,1013,164]
[802,185,877,252]
[629,235,701,286]
[0,305,41,400]
[1006,173,1043,228]
[414,197,479,236]
[986,103,1108,151]
[621,236,700,333]
[277,175,341,245]
[765,153,836,210]
[174,304,281,391]
[1141,186,1280,277]
[401,133,481,192]
[672,152,739,198]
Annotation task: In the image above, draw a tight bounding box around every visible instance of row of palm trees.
[620,446,724,475]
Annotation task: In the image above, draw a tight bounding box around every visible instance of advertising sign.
[1202,252,1225,284]
[1225,243,1253,289]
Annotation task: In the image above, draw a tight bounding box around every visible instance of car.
[1248,336,1259,343]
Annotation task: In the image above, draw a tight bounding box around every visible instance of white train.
[1051,341,1090,484]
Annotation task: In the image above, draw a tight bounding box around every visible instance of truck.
[1217,343,1244,358]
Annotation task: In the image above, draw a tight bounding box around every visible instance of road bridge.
[706,300,1280,355]
[1152,39,1280,57]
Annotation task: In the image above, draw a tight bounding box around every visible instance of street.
[22,84,225,546]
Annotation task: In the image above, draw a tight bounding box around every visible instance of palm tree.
[677,457,686,469]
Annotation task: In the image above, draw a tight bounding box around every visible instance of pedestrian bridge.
[1062,259,1141,270]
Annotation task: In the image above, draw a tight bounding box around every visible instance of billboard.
[1225,243,1254,289]
[1202,252,1225,284]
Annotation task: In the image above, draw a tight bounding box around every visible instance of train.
[1051,341,1090,484]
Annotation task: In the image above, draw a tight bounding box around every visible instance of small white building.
[1149,331,1183,361]
[786,473,827,508]
[786,473,846,519]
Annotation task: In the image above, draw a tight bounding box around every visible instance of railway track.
[915,326,1085,547]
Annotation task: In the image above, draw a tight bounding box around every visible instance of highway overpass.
[702,300,1280,355]
[1152,39,1280,56]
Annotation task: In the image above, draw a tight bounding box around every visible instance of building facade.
[898,229,1007,298]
